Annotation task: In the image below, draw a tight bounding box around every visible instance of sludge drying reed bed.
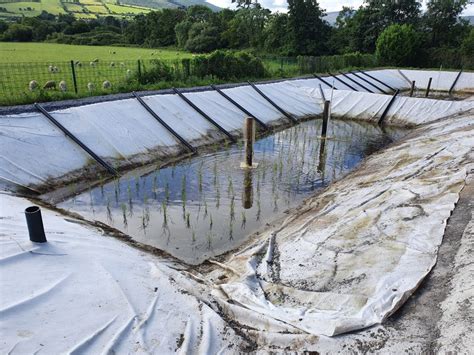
[59,119,407,264]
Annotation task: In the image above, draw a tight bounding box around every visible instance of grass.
[0,43,192,63]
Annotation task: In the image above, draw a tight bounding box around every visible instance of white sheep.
[87,82,95,91]
[102,80,112,89]
[43,80,56,90]
[48,65,54,72]
[53,66,59,73]
[29,80,38,91]
[59,80,67,92]
[110,62,115,67]
[90,62,96,67]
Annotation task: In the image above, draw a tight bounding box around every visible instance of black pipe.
[172,88,236,143]
[378,89,400,125]
[349,71,389,94]
[357,70,396,91]
[327,72,358,91]
[35,103,119,176]
[210,84,268,130]
[319,84,326,102]
[133,92,197,153]
[339,71,374,93]
[25,206,47,243]
[313,74,338,90]
[247,81,298,124]
[448,69,463,95]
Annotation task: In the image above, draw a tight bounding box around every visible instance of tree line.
[0,0,472,67]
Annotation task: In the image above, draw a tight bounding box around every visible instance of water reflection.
[59,119,407,265]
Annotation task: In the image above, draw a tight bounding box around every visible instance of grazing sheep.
[29,80,38,91]
[126,69,132,77]
[90,61,96,67]
[59,80,67,92]
[53,66,59,73]
[87,82,95,91]
[75,61,82,67]
[92,58,99,63]
[102,80,112,89]
[43,80,56,90]
[110,62,115,67]
[48,65,54,72]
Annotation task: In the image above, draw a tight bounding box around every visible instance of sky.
[206,0,474,16]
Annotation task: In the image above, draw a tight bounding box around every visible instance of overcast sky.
[206,0,474,16]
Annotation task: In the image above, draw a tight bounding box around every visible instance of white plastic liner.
[220,85,283,124]
[0,193,247,354]
[52,99,179,163]
[143,94,218,140]
[256,81,323,117]
[400,69,474,92]
[182,91,246,132]
[210,113,474,337]
[0,113,90,189]
[304,88,474,126]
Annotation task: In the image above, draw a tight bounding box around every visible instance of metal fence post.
[70,60,78,94]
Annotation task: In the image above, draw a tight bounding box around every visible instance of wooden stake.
[321,100,330,138]
[242,117,256,169]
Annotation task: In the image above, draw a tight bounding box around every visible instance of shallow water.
[59,119,407,264]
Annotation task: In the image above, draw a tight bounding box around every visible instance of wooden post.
[425,77,432,97]
[321,100,330,138]
[409,80,415,97]
[243,117,255,168]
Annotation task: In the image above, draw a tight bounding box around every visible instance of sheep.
[92,58,99,63]
[75,61,82,67]
[43,80,56,90]
[126,69,132,77]
[87,82,95,91]
[110,62,115,67]
[102,80,112,89]
[53,66,59,73]
[59,80,67,92]
[90,61,96,67]
[29,80,38,91]
[48,65,54,72]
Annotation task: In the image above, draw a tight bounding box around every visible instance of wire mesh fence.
[0,54,378,106]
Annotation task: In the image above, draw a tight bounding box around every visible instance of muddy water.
[59,119,407,264]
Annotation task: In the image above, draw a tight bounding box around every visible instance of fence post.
[409,80,415,97]
[70,60,78,94]
[137,59,142,79]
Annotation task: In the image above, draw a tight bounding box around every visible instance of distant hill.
[0,0,221,20]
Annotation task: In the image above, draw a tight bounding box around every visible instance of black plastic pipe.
[378,89,400,125]
[339,71,374,93]
[172,88,236,142]
[448,69,463,95]
[35,103,118,176]
[319,84,326,102]
[349,71,389,94]
[357,70,396,92]
[133,92,197,153]
[313,74,338,90]
[247,81,298,124]
[327,72,358,91]
[25,206,47,243]
[210,84,268,130]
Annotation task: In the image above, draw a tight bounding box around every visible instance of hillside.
[0,0,220,20]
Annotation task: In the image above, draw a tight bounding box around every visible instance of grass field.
[0,42,192,63]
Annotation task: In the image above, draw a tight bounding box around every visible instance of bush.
[137,59,173,84]
[376,24,420,66]
[189,50,266,80]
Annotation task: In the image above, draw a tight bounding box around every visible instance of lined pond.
[59,119,407,264]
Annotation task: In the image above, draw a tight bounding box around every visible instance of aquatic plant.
[186,212,191,229]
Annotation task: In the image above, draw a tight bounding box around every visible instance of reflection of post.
[243,169,253,209]
[321,100,330,138]
[317,139,326,178]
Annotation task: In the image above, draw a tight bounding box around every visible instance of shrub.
[137,60,173,84]
[376,24,420,66]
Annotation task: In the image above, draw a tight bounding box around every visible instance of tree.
[461,27,474,57]
[263,13,291,54]
[376,24,420,66]
[424,0,469,47]
[184,23,220,52]
[2,24,33,42]
[287,0,330,55]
